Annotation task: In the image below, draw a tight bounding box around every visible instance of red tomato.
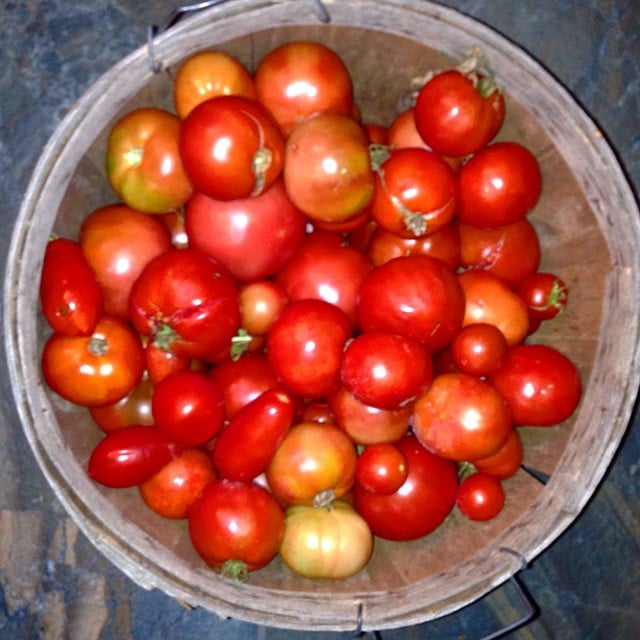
[188,478,285,572]
[89,377,155,433]
[299,400,334,425]
[387,108,430,151]
[42,316,144,407]
[79,204,172,319]
[152,370,226,447]
[213,388,296,481]
[450,323,508,377]
[139,448,216,519]
[284,112,374,223]
[173,50,257,119]
[105,107,193,213]
[340,331,433,410]
[266,421,357,505]
[413,69,505,157]
[87,425,179,488]
[328,385,411,445]
[412,372,513,461]
[355,443,408,495]
[489,344,582,426]
[371,147,458,238]
[473,428,523,479]
[266,299,352,398]
[457,142,542,228]
[517,272,569,321]
[238,280,288,336]
[363,122,388,145]
[356,255,465,353]
[128,248,241,360]
[253,40,354,136]
[185,179,306,282]
[456,472,505,521]
[143,340,192,384]
[39,238,103,336]
[353,434,458,540]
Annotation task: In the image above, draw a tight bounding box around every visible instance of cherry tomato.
[87,425,179,488]
[139,448,216,519]
[355,443,408,495]
[106,107,193,213]
[179,95,285,201]
[450,322,508,377]
[238,280,288,336]
[89,377,155,433]
[412,372,513,461]
[472,428,523,479]
[79,204,172,319]
[39,237,103,336]
[143,340,192,384]
[188,478,285,573]
[173,50,257,119]
[489,344,582,426]
[456,472,505,521]
[517,272,569,321]
[42,316,144,407]
[353,434,458,541]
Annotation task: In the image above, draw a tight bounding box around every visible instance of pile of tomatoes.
[39,41,582,580]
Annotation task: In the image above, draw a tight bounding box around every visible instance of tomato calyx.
[153,322,179,352]
[88,334,109,357]
[457,460,477,481]
[230,328,253,361]
[531,279,568,313]
[221,559,250,583]
[123,146,144,168]
[313,488,337,509]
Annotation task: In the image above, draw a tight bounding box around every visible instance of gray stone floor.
[1,1,639,639]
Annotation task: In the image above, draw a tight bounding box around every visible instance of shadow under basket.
[5,0,640,633]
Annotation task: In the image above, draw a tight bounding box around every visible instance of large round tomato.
[353,434,458,541]
[185,179,306,282]
[105,107,193,213]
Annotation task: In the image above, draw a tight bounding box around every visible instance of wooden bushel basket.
[5,0,640,632]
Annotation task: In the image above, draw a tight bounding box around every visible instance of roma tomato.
[139,448,216,519]
[87,424,179,488]
[79,204,172,319]
[450,322,508,377]
[212,388,296,481]
[185,179,306,282]
[489,344,582,426]
[106,107,193,213]
[412,372,513,461]
[413,69,505,157]
[265,421,357,505]
[179,95,285,201]
[129,248,241,360]
[456,472,505,521]
[279,500,373,579]
[188,478,285,573]
[355,443,408,495]
[89,377,155,433]
[39,237,103,336]
[42,316,144,407]
[353,434,458,541]
[517,272,569,321]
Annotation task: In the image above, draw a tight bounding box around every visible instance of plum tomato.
[89,377,155,433]
[489,344,582,426]
[472,428,523,479]
[450,322,509,377]
[39,237,103,336]
[355,443,408,495]
[188,478,285,573]
[456,472,505,521]
[42,316,144,407]
[353,434,458,541]
[105,107,193,213]
[412,372,513,461]
[517,272,569,321]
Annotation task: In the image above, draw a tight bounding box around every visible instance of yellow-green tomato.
[279,500,373,579]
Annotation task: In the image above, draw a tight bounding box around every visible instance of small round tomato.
[188,478,285,573]
[355,443,408,495]
[139,448,216,519]
[106,107,193,213]
[456,472,505,521]
[473,428,523,479]
[143,340,192,384]
[450,322,508,377]
[89,377,155,433]
[173,50,257,119]
[517,272,569,321]
[39,237,103,336]
[42,316,144,407]
[238,280,288,336]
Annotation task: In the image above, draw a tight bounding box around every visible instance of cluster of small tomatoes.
[39,41,582,580]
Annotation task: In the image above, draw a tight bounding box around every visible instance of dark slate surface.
[1,1,638,639]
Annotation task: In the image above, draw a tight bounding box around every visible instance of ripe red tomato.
[456,472,505,521]
[39,238,103,336]
[139,448,216,519]
[517,272,569,321]
[87,425,179,488]
[355,443,408,495]
[356,255,465,353]
[89,378,155,433]
[188,478,285,572]
[473,428,523,479]
[353,434,458,541]
[371,147,458,238]
[128,248,241,360]
[42,316,145,407]
[143,340,192,384]
[105,107,193,213]
[253,40,354,136]
[489,344,582,426]
[79,204,172,319]
[457,142,542,228]
[450,322,508,377]
[173,50,257,119]
[413,69,505,157]
[412,372,513,461]
[387,108,430,151]
[185,179,306,282]
[266,299,352,398]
